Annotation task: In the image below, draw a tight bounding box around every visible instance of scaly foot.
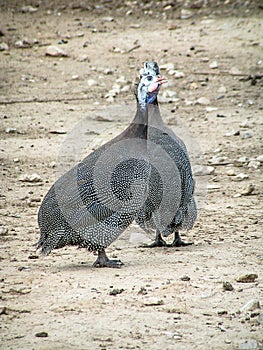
[93,249,124,268]
[167,231,193,247]
[139,232,168,248]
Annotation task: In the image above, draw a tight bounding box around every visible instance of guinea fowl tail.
[36,227,72,255]
[36,237,52,255]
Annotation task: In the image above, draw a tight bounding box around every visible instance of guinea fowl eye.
[147,76,153,81]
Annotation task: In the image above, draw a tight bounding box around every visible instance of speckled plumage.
[37,62,196,264]
[136,118,197,234]
[135,62,197,245]
[38,130,150,250]
[37,68,165,266]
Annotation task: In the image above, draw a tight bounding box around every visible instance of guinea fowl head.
[140,61,160,77]
[136,68,167,110]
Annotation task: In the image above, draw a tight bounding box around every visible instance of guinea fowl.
[37,66,166,267]
[135,61,197,247]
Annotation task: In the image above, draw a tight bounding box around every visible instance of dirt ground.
[0,1,262,349]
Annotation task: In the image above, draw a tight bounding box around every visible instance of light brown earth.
[0,1,262,350]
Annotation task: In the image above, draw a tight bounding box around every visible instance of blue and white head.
[140,61,161,77]
[137,62,166,110]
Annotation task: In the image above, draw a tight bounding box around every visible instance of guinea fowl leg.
[93,249,124,268]
[140,230,168,248]
[167,231,193,247]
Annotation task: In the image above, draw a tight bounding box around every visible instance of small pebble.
[208,155,229,165]
[159,63,174,71]
[240,184,255,196]
[218,324,227,332]
[102,16,114,22]
[109,288,124,296]
[163,90,177,99]
[137,287,147,295]
[248,160,260,169]
[237,156,248,164]
[218,310,228,315]
[5,127,17,134]
[161,331,182,340]
[239,120,250,128]
[78,54,89,62]
[207,184,221,191]
[241,132,253,139]
[229,67,242,75]
[35,332,48,338]
[15,39,34,48]
[0,226,8,236]
[19,173,42,183]
[173,71,185,78]
[250,311,260,318]
[116,76,127,84]
[0,42,9,51]
[226,169,236,176]
[143,298,164,306]
[234,173,249,181]
[45,45,68,57]
[218,86,227,93]
[181,9,193,19]
[209,61,218,69]
[94,115,112,122]
[21,5,38,13]
[180,275,190,281]
[236,274,258,283]
[103,68,114,75]
[28,255,38,260]
[245,300,260,312]
[18,266,31,272]
[223,281,234,291]
[87,79,97,87]
[225,130,240,137]
[106,96,114,103]
[206,107,218,112]
[196,97,210,106]
[130,23,141,28]
[48,161,56,168]
[121,85,130,93]
[27,198,41,207]
[193,165,215,176]
[0,307,9,315]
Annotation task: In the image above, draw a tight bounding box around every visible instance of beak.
[156,75,167,85]
[148,75,167,93]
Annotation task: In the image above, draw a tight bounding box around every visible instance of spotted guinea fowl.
[37,66,166,267]
[135,61,197,247]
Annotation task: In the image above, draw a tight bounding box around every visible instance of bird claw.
[93,249,124,268]
[139,232,193,248]
[139,236,168,248]
[93,258,124,268]
[168,238,193,247]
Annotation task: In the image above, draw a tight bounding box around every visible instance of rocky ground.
[0,1,262,349]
